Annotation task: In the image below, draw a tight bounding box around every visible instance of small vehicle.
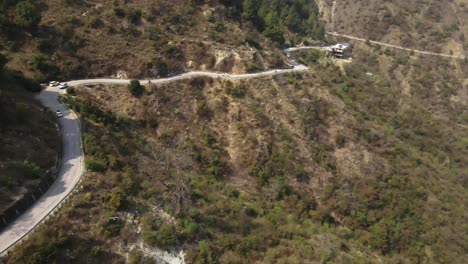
[49,81,59,86]
[58,82,68,89]
[56,110,63,118]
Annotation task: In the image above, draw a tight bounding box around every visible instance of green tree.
[128,80,144,97]
[15,1,41,28]
[0,53,7,70]
[195,240,214,264]
[243,0,259,20]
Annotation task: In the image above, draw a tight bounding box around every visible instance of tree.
[128,80,144,96]
[243,0,259,20]
[0,53,7,70]
[195,240,214,264]
[15,1,41,29]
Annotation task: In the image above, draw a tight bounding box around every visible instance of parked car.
[49,81,59,86]
[56,110,63,118]
[58,82,68,89]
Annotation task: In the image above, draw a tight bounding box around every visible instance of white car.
[56,110,63,118]
[58,82,68,89]
[49,81,59,87]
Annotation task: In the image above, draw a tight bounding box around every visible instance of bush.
[66,87,75,95]
[89,17,103,28]
[11,72,42,92]
[246,63,261,73]
[113,7,125,18]
[194,240,214,264]
[102,217,123,237]
[85,158,107,172]
[196,100,212,119]
[263,28,285,45]
[15,1,41,28]
[226,85,246,98]
[142,224,177,247]
[245,35,261,49]
[31,55,61,80]
[11,160,42,179]
[90,245,103,256]
[127,9,142,24]
[128,80,144,97]
[128,251,143,264]
[0,53,7,70]
[102,189,126,210]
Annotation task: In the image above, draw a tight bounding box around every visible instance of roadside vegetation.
[1,0,324,80]
[1,0,466,263]
[0,54,60,215]
[320,0,467,56]
[6,40,467,262]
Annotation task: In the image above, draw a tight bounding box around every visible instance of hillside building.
[326,43,350,58]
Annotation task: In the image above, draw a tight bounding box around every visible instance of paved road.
[67,64,309,87]
[327,32,467,59]
[0,56,308,255]
[0,87,84,255]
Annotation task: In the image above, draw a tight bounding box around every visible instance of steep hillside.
[6,41,467,262]
[0,0,323,80]
[317,0,468,57]
[1,0,467,263]
[0,56,60,215]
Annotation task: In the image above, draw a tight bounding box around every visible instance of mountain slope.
[1,0,323,80]
[317,0,468,57]
[0,58,60,217]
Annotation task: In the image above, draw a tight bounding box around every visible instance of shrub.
[102,189,126,210]
[263,28,285,45]
[214,21,225,32]
[89,17,103,28]
[196,100,212,119]
[66,87,75,95]
[90,245,103,256]
[128,251,143,264]
[11,160,42,179]
[245,35,261,49]
[12,72,42,92]
[127,9,142,24]
[246,63,261,73]
[85,158,107,172]
[15,1,41,28]
[194,240,214,264]
[102,217,123,237]
[113,7,125,18]
[226,85,246,98]
[31,55,61,80]
[0,53,7,70]
[142,224,177,247]
[128,80,144,97]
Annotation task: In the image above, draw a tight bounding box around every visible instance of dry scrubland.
[6,41,467,263]
[2,0,323,80]
[317,0,468,57]
[1,0,467,263]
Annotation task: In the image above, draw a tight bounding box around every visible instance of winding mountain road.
[0,87,84,255]
[327,32,467,59]
[0,59,308,256]
[67,64,308,87]
[1,28,464,255]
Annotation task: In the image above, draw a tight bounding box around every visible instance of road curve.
[327,32,467,60]
[0,87,84,255]
[67,64,309,87]
[0,58,308,255]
